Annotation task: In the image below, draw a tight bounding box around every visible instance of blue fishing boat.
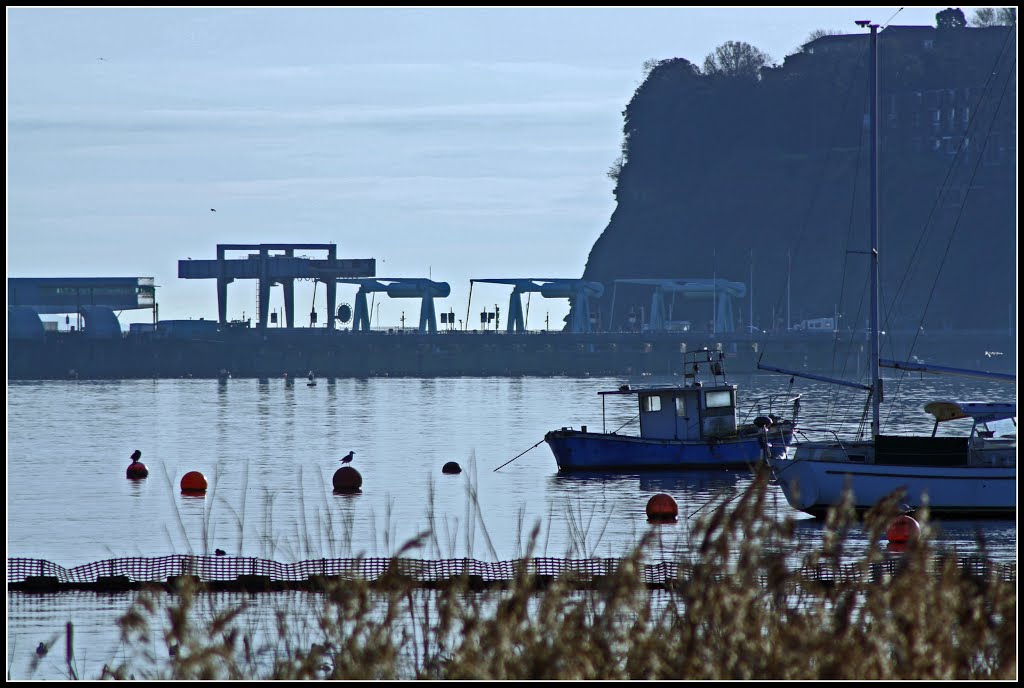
[545,349,800,472]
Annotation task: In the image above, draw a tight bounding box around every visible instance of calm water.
[7,374,1017,678]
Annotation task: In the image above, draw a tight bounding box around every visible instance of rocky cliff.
[582,24,1016,337]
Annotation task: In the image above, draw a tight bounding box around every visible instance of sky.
[7,6,987,331]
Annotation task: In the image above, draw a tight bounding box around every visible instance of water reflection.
[126,480,147,498]
[551,468,746,494]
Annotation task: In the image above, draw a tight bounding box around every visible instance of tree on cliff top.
[702,41,773,80]
[936,8,968,29]
[970,7,1017,26]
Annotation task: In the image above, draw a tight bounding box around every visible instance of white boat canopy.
[924,401,1016,424]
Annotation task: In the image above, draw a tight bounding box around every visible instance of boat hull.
[770,456,1016,518]
[545,428,791,472]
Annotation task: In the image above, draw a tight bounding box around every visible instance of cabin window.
[643,396,662,412]
[675,396,687,417]
[705,390,732,409]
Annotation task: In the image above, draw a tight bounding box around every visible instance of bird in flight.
[340,451,355,464]
[210,208,216,212]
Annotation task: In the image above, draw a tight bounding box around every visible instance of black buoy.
[442,461,462,475]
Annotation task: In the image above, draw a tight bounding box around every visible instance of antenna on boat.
[862,19,882,440]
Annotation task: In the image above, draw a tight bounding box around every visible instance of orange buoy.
[126,462,149,479]
[646,493,678,522]
[886,514,920,544]
[333,466,363,493]
[180,471,208,494]
[442,461,462,474]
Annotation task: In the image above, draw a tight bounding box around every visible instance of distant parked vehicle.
[792,317,836,332]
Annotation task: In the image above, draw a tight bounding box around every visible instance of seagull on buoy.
[340,451,354,464]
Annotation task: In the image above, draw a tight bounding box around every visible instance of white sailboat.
[761,21,1016,519]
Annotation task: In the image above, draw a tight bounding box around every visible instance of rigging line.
[823,94,870,429]
[857,388,873,440]
[882,23,1017,331]
[492,438,545,472]
[827,91,869,427]
[901,36,1017,318]
[831,271,871,430]
[884,47,1017,430]
[764,40,869,367]
[688,482,739,520]
[880,7,904,30]
[613,413,640,433]
[822,259,871,428]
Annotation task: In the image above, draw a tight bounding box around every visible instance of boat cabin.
[871,401,1016,468]
[599,349,739,441]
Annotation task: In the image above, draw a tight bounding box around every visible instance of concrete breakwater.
[7,328,1012,379]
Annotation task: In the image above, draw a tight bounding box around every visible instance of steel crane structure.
[469,279,605,334]
[337,278,451,334]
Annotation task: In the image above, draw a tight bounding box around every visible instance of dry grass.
[104,471,1015,680]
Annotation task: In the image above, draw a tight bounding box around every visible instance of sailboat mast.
[868,21,881,438]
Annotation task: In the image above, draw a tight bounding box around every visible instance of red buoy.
[180,471,208,494]
[333,466,363,493]
[646,493,678,522]
[886,514,920,544]
[126,462,149,479]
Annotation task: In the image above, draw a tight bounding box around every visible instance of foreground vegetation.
[81,475,1017,679]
